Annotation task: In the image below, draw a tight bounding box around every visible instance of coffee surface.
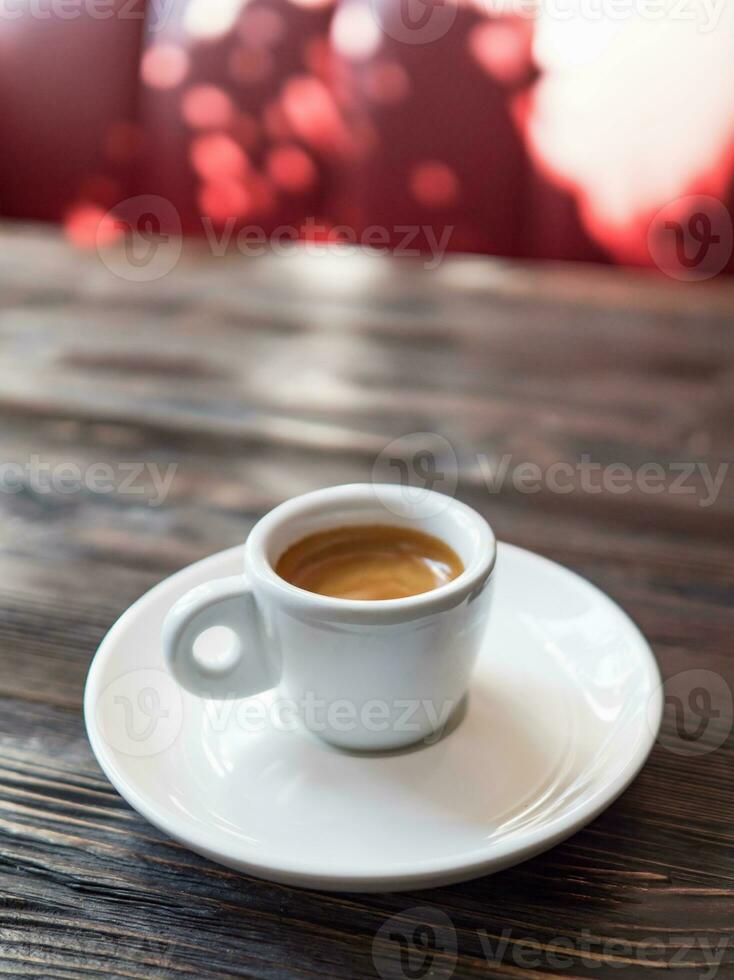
[275,524,464,600]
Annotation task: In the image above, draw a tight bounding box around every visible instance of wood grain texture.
[0,223,732,978]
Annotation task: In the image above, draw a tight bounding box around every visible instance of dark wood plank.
[0,223,732,978]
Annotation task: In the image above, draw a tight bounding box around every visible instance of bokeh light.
[522,2,734,259]
[409,162,459,208]
[281,75,349,152]
[267,144,317,192]
[198,180,252,221]
[286,0,334,10]
[468,20,530,85]
[331,2,382,61]
[190,134,249,180]
[182,86,235,129]
[64,205,121,248]
[184,0,248,40]
[141,45,189,90]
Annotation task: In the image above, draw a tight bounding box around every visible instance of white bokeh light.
[524,0,734,253]
[331,2,382,60]
[184,0,250,40]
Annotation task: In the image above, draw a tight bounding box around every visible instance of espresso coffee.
[275,524,464,600]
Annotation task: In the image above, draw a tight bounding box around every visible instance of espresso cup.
[162,483,496,750]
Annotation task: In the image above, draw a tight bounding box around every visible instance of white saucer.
[85,542,662,892]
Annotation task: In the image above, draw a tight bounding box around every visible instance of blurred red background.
[1,0,732,273]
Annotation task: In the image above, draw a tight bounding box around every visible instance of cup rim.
[244,483,496,623]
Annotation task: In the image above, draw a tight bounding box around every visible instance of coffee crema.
[275,524,464,600]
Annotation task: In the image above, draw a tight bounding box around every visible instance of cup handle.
[162,575,279,699]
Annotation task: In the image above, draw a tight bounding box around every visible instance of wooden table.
[0,224,732,978]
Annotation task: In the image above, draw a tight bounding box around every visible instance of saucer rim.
[84,542,663,892]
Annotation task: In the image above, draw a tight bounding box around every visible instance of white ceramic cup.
[162,483,496,750]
